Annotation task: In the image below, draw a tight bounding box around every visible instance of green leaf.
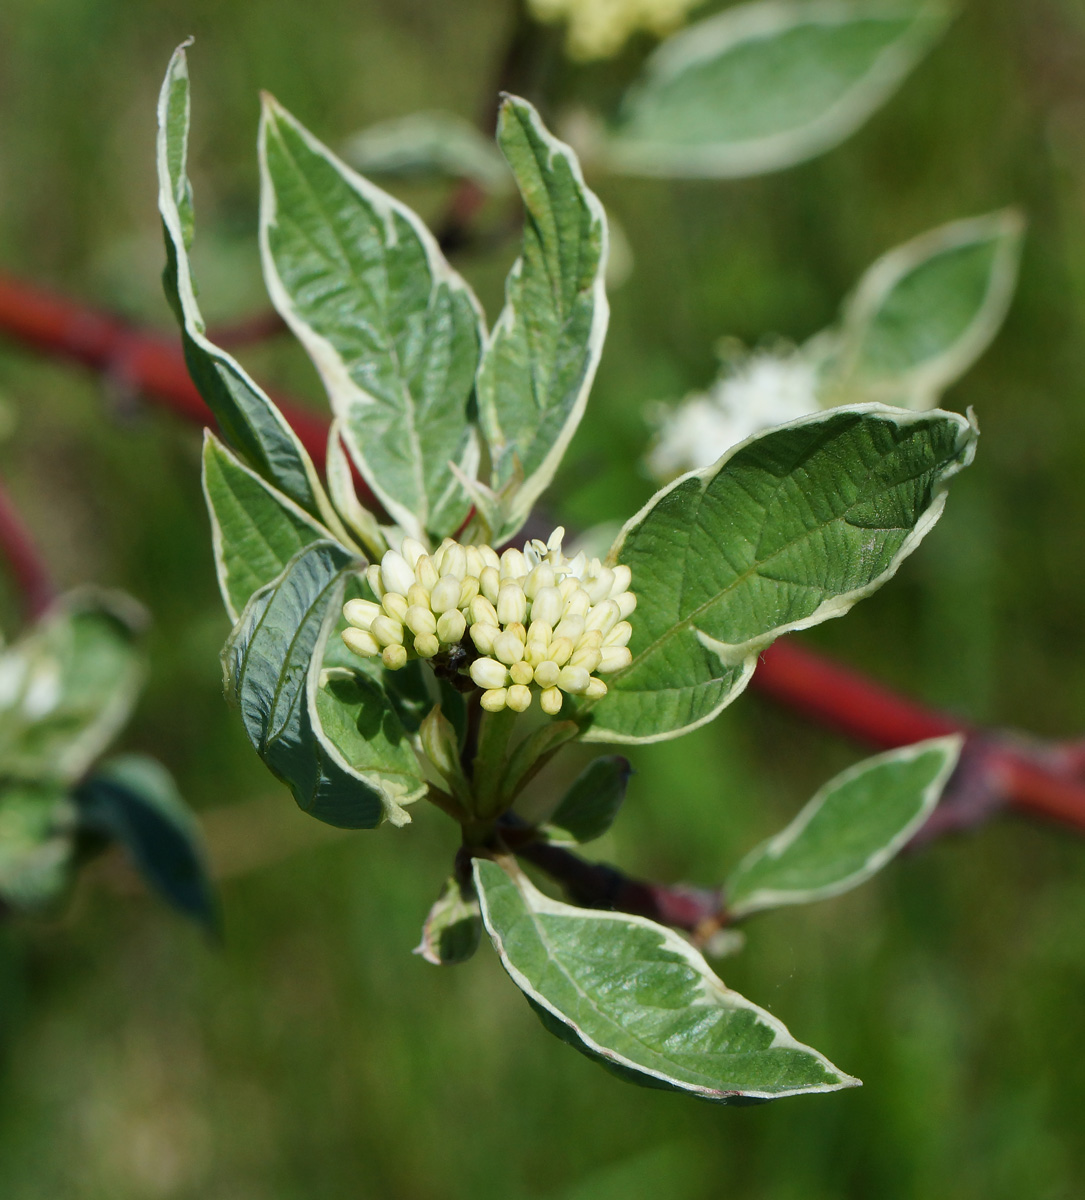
[156,43,334,526]
[476,95,609,540]
[258,94,484,542]
[606,2,948,178]
[475,857,858,1102]
[223,542,424,828]
[0,591,146,786]
[75,753,217,930]
[824,210,1024,408]
[725,736,961,918]
[202,430,338,621]
[342,110,513,195]
[0,784,76,911]
[544,756,632,844]
[585,406,977,744]
[416,872,482,965]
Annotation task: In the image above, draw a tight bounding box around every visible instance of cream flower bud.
[598,646,633,673]
[442,544,467,581]
[507,684,532,713]
[479,545,501,569]
[470,657,509,690]
[342,628,380,657]
[407,584,430,610]
[383,592,408,622]
[585,599,620,634]
[493,630,526,666]
[371,615,404,647]
[497,583,528,626]
[584,567,615,605]
[570,644,602,674]
[382,644,408,670]
[524,564,556,599]
[480,688,508,712]
[479,566,501,605]
[557,665,591,694]
[604,621,632,648]
[585,678,608,700]
[470,596,499,627]
[548,637,574,666]
[380,550,415,596]
[563,588,591,619]
[429,575,462,614]
[400,537,427,568]
[500,548,528,579]
[416,555,440,591]
[553,615,586,644]
[540,686,563,715]
[464,546,485,577]
[530,587,563,628]
[405,605,437,637]
[470,623,498,655]
[414,633,440,659]
[534,660,560,689]
[458,576,480,607]
[616,591,637,619]
[509,660,534,686]
[366,564,385,599]
[343,598,381,630]
[437,609,466,644]
[611,565,632,595]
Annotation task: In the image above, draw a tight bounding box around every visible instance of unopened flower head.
[527,0,700,61]
[342,528,635,715]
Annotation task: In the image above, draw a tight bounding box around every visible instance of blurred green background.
[1,0,1084,1196]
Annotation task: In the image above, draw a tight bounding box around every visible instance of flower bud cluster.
[342,528,635,715]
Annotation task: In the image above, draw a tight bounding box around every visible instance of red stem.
[0,476,55,621]
[2,272,1085,836]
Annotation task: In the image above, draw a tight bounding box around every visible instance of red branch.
[2,271,1085,836]
[0,475,56,621]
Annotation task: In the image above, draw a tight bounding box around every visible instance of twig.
[0,475,55,621]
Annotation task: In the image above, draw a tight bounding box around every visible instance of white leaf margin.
[584,403,978,745]
[474,856,859,1101]
[258,94,485,545]
[605,0,950,179]
[726,734,963,919]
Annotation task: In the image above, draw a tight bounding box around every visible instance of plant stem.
[0,476,55,621]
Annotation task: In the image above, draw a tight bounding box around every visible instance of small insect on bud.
[342,627,380,658]
[470,657,509,691]
[380,550,415,597]
[480,688,508,713]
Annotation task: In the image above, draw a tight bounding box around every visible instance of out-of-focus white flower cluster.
[527,0,700,60]
[646,349,820,481]
[342,528,635,715]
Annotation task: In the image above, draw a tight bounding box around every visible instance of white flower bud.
[382,644,408,670]
[480,566,501,604]
[500,548,528,579]
[548,637,574,666]
[470,657,509,690]
[343,598,381,630]
[383,593,408,622]
[380,551,415,596]
[407,584,430,610]
[437,609,466,644]
[616,591,637,619]
[371,615,404,647]
[458,576,480,607]
[405,605,437,637]
[414,633,440,659]
[611,565,632,596]
[553,615,586,644]
[604,621,632,648]
[342,628,380,658]
[506,684,532,713]
[547,527,566,554]
[497,583,528,626]
[366,564,385,598]
[479,545,501,569]
[493,629,526,666]
[585,599,620,634]
[480,688,508,712]
[416,555,440,591]
[534,660,560,689]
[470,596,499,627]
[470,623,498,655]
[584,567,614,605]
[557,665,591,694]
[429,575,462,614]
[400,537,427,568]
[530,587,563,628]
[585,678,608,700]
[568,551,587,579]
[464,546,485,577]
[509,661,534,686]
[442,544,467,580]
[540,686,563,715]
[524,564,556,600]
[563,588,591,619]
[570,644,602,674]
[598,646,633,673]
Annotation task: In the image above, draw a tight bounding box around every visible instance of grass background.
[0,0,1084,1196]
